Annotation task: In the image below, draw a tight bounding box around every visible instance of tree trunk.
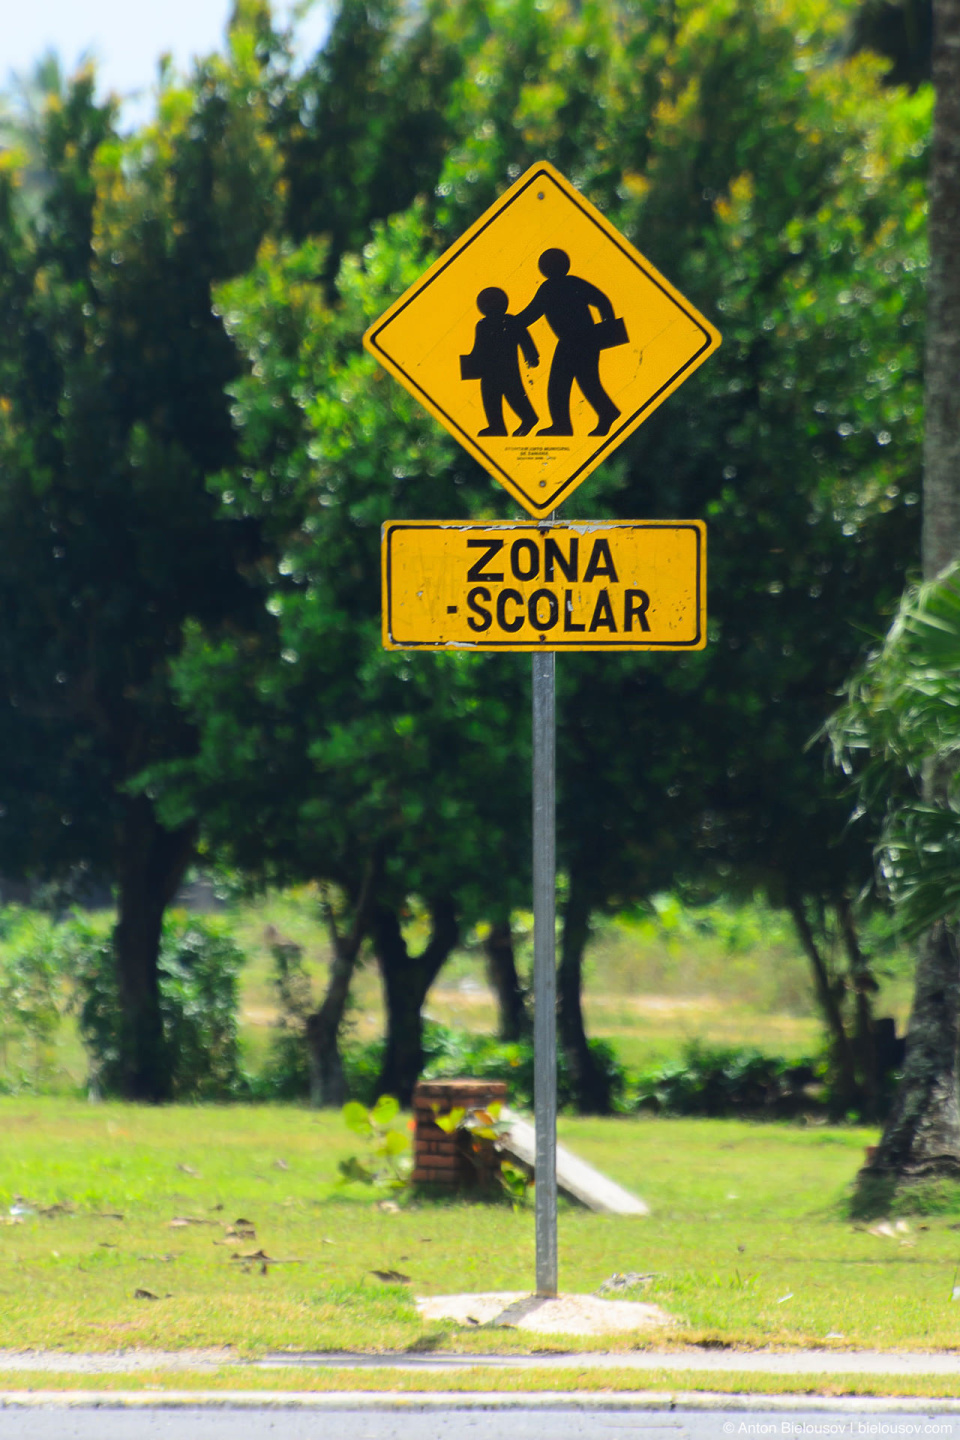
[113,795,195,1101]
[305,868,378,1108]
[305,955,352,1108]
[558,872,612,1114]
[373,896,458,1105]
[787,892,859,1116]
[837,896,879,1121]
[868,0,960,1178]
[484,918,530,1041]
[867,918,960,1174]
[921,0,960,581]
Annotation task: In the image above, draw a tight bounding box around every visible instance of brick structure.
[412,1078,508,1191]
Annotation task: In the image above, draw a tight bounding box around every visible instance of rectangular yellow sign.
[382,521,706,652]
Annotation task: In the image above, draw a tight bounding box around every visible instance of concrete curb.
[3,1392,960,1413]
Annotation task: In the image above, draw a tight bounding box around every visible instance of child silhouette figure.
[460,287,539,437]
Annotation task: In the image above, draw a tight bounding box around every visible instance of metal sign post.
[532,516,558,1296]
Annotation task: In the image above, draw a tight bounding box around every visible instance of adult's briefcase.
[593,316,628,350]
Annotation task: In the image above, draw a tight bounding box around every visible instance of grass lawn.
[2,1369,960,1399]
[2,1099,960,1356]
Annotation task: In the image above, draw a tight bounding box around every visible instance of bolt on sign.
[363,160,720,517]
[382,521,705,653]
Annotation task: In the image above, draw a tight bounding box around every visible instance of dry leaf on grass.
[133,1288,159,1301]
[370,1269,411,1283]
[224,1224,256,1240]
[176,1164,200,1176]
[229,1249,305,1264]
[274,1159,289,1171]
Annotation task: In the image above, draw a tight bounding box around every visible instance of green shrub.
[73,913,247,1099]
[159,918,246,1099]
[333,1021,627,1111]
[634,1041,823,1117]
[342,1036,385,1105]
[253,1027,311,1099]
[0,908,75,1088]
[338,1095,412,1190]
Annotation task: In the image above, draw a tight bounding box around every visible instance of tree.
[850,0,932,90]
[154,222,532,1104]
[281,0,462,280]
[0,51,71,217]
[424,0,928,1111]
[175,0,929,1113]
[853,0,960,1181]
[0,20,284,1098]
[3,0,928,1113]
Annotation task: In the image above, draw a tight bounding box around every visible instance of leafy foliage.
[338,1094,413,1190]
[0,908,74,1086]
[432,1097,533,1207]
[634,1040,823,1118]
[416,1020,626,1111]
[73,914,246,1099]
[0,14,290,1096]
[828,567,960,938]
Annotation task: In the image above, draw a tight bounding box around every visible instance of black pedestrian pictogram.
[459,249,629,440]
[460,287,540,437]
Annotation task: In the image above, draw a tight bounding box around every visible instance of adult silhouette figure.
[516,248,626,436]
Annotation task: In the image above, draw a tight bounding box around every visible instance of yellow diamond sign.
[364,161,720,517]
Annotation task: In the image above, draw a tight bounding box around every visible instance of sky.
[4,0,333,127]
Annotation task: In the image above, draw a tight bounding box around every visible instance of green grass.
[1,1099,960,1355]
[2,1369,960,1398]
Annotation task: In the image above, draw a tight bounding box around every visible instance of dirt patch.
[415,1292,673,1335]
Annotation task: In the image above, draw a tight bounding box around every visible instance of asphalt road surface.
[1,1409,957,1440]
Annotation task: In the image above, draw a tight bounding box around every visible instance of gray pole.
[532,621,558,1297]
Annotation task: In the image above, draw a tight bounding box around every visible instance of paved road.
[1,1407,958,1440]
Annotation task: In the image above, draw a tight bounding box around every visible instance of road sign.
[382,520,705,652]
[364,161,720,517]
